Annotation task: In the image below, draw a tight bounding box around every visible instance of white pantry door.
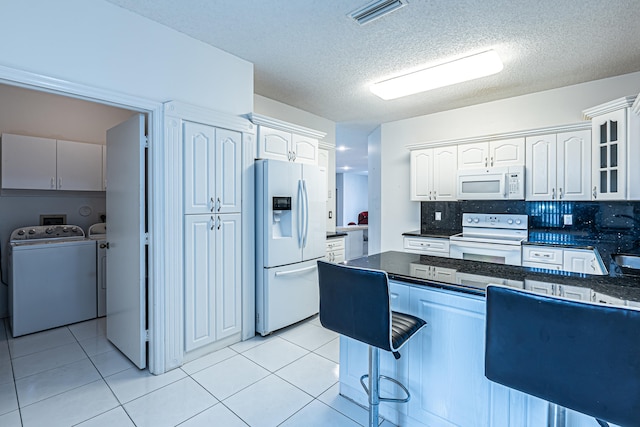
[106,114,147,369]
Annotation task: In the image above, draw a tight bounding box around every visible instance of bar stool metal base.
[359,346,411,427]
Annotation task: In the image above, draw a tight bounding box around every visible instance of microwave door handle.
[504,173,508,198]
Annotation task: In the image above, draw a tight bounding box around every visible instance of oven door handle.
[450,240,523,252]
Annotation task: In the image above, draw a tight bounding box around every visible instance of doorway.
[0,80,155,371]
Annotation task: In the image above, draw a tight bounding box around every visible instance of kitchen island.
[338,251,639,427]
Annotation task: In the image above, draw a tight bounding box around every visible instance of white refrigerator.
[256,159,326,335]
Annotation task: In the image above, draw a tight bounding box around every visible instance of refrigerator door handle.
[297,179,304,248]
[302,180,309,248]
[274,265,317,277]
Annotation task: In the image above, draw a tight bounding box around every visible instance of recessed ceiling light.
[337,145,349,151]
[342,166,351,171]
[370,50,504,100]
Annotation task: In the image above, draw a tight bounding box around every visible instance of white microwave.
[456,166,525,200]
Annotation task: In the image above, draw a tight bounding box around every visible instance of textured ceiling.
[105,0,640,173]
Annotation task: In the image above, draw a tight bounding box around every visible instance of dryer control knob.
[28,229,36,235]
[45,228,54,234]
[17,230,25,235]
[507,219,514,224]
[515,219,522,225]
[473,218,480,223]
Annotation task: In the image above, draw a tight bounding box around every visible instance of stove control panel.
[462,213,528,230]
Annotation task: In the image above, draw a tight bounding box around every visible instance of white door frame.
[0,64,168,374]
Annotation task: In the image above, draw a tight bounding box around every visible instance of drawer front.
[522,246,563,265]
[326,238,345,251]
[404,237,450,255]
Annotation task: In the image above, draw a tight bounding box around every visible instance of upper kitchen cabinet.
[525,128,591,201]
[183,121,241,215]
[2,133,56,190]
[457,138,524,169]
[410,145,457,201]
[584,95,640,200]
[1,133,103,191]
[56,140,103,191]
[250,113,326,165]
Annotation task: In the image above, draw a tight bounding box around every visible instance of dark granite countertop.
[402,229,460,238]
[326,232,347,239]
[344,251,640,304]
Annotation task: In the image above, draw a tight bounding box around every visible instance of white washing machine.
[88,223,107,317]
[9,225,97,337]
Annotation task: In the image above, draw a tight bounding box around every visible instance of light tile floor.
[0,316,395,427]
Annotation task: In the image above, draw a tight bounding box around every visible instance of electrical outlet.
[328,211,332,219]
[435,212,442,221]
[563,214,573,226]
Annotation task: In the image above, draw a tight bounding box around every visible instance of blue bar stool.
[317,260,427,427]
[485,285,640,427]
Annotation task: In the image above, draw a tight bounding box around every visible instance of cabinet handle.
[51,177,55,189]
[58,177,62,189]
[210,197,214,212]
[292,151,296,161]
[217,216,221,230]
[217,197,221,212]
[428,191,432,201]
[593,186,597,199]
[552,188,556,199]
[484,157,488,167]
[558,188,563,199]
[590,259,596,271]
[210,216,214,230]
[433,190,437,199]
[490,156,494,167]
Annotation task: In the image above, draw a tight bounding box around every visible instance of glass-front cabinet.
[592,109,626,200]
[584,95,639,201]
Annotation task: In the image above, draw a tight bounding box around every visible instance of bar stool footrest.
[360,374,411,403]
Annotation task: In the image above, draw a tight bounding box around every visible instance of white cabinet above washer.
[1,133,103,191]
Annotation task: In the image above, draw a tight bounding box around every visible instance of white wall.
[1,0,253,116]
[254,95,336,146]
[368,126,382,255]
[377,71,640,252]
[337,173,368,226]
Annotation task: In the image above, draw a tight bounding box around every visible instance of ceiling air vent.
[348,0,408,25]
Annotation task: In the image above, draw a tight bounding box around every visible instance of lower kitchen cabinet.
[403,236,450,257]
[325,236,345,263]
[184,213,241,351]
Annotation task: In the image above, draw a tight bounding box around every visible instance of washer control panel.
[10,225,85,241]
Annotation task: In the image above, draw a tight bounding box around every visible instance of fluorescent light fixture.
[370,50,503,100]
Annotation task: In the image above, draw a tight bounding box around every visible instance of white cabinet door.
[257,126,292,162]
[1,133,57,190]
[526,134,556,200]
[490,138,525,167]
[216,128,242,213]
[563,249,603,275]
[410,149,433,201]
[291,133,318,165]
[215,213,241,340]
[592,109,626,200]
[408,287,494,426]
[56,140,103,191]
[458,142,488,169]
[432,146,457,201]
[557,284,593,301]
[184,215,216,351]
[557,130,591,201]
[183,121,216,214]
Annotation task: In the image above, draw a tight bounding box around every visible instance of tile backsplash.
[421,200,640,253]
